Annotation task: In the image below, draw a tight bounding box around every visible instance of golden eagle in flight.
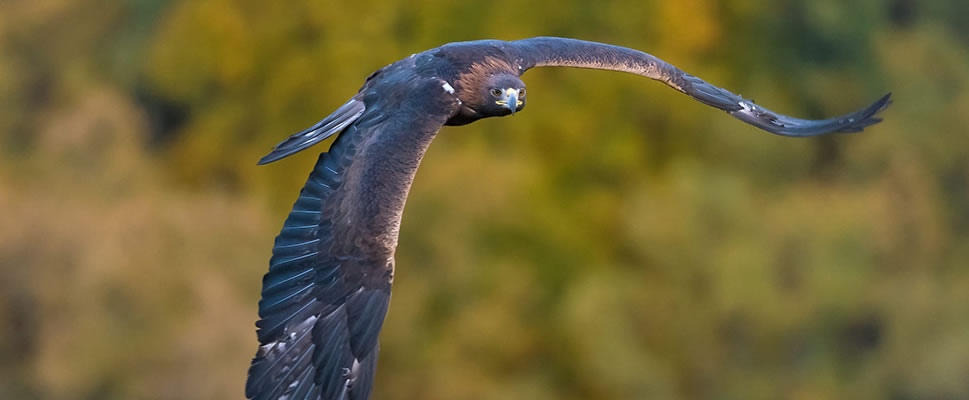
[245,37,891,400]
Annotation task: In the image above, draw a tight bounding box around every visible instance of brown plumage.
[246,37,891,400]
[453,55,517,98]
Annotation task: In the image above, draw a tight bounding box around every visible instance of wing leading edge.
[248,74,461,400]
[509,37,890,136]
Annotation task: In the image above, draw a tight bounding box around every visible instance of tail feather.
[258,97,365,165]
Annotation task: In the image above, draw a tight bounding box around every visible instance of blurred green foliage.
[2,1,968,399]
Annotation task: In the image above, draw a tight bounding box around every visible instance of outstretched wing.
[509,37,890,136]
[247,75,460,400]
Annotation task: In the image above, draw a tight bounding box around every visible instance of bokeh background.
[2,1,968,399]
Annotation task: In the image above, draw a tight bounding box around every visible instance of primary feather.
[247,37,890,400]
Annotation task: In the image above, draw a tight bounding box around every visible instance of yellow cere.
[496,88,524,106]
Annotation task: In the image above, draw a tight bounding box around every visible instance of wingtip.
[858,92,893,126]
[882,92,895,110]
[876,92,893,111]
[834,93,892,134]
[726,90,894,137]
[864,93,892,118]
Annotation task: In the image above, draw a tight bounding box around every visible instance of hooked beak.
[497,88,520,115]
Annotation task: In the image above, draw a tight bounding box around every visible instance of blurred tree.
[1,1,968,399]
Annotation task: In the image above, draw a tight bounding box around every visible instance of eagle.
[245,37,890,400]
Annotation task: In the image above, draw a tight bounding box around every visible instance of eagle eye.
[519,88,525,96]
[491,88,502,97]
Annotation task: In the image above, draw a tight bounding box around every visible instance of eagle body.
[246,37,890,400]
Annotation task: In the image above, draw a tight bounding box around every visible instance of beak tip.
[499,88,520,116]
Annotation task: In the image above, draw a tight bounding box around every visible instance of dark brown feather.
[249,36,890,400]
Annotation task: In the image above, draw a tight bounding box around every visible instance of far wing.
[247,76,460,400]
[509,37,890,136]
